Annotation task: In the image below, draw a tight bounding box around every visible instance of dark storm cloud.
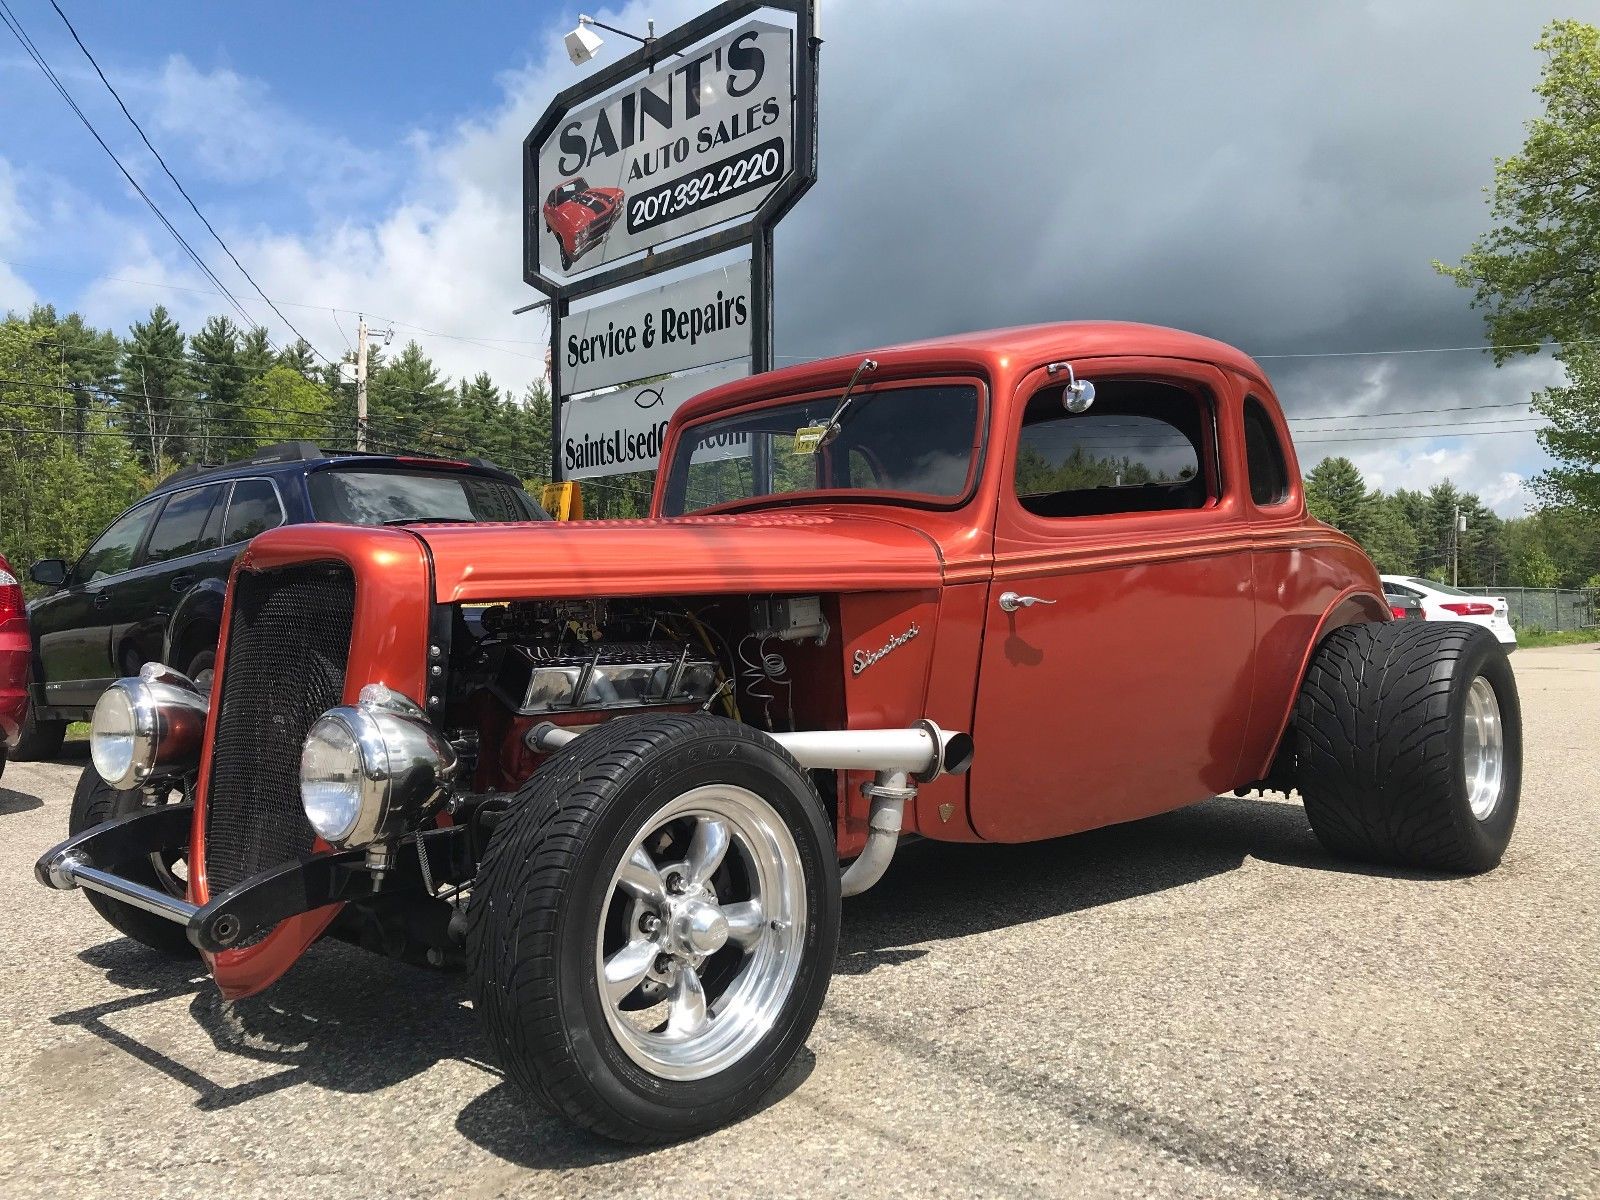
[778,0,1567,358]
[760,0,1597,509]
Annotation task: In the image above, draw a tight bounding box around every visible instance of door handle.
[170,574,196,592]
[92,593,110,609]
[998,591,1055,613]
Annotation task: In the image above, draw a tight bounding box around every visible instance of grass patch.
[65,721,89,741]
[1514,628,1600,649]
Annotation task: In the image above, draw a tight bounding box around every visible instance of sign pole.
[549,292,567,482]
[750,226,775,492]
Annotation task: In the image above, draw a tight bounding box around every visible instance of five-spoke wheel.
[596,785,805,1080]
[469,714,838,1143]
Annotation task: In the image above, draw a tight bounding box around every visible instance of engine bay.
[447,594,836,793]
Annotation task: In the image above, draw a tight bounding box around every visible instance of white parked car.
[1380,575,1517,648]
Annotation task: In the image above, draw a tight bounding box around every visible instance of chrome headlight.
[298,684,457,848]
[90,664,209,790]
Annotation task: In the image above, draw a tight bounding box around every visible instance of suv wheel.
[468,713,839,1143]
[12,695,66,761]
[183,648,216,694]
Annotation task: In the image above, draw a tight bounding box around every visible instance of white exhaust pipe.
[527,719,974,897]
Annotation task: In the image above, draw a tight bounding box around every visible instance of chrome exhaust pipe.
[527,718,974,898]
[768,720,973,782]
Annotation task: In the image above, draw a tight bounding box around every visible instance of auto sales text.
[555,30,780,182]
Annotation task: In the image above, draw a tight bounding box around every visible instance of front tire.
[468,713,839,1143]
[1294,621,1521,873]
[68,765,196,957]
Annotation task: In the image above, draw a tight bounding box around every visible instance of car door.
[134,482,229,666]
[968,359,1257,842]
[32,497,162,708]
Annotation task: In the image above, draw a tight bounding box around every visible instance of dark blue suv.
[17,442,544,759]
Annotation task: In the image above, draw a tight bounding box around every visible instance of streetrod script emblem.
[852,623,920,675]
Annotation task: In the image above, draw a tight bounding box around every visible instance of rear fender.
[1256,588,1389,781]
[164,578,226,668]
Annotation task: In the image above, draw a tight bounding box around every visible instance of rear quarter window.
[1243,397,1290,507]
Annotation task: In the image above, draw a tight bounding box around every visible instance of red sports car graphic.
[543,176,624,270]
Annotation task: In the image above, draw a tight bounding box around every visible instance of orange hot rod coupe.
[36,322,1521,1143]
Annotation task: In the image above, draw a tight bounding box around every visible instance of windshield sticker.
[791,425,827,454]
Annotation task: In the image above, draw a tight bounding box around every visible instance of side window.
[1014,379,1212,518]
[1243,397,1290,507]
[144,484,226,564]
[73,501,158,584]
[223,479,285,545]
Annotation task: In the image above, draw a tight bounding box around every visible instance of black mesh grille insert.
[204,562,356,896]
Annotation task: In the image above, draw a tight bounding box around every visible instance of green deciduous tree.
[239,365,335,445]
[1438,19,1600,517]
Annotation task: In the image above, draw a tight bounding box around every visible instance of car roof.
[150,441,522,496]
[670,321,1272,427]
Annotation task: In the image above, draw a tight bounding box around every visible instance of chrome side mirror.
[1046,362,1095,413]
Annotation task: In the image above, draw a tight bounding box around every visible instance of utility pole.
[355,316,370,451]
[1453,505,1466,587]
[354,315,392,451]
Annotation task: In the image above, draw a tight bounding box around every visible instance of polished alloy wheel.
[1462,675,1505,821]
[595,783,806,1081]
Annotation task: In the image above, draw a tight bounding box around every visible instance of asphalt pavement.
[1,646,1595,1199]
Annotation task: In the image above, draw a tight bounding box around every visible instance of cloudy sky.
[3,0,1595,513]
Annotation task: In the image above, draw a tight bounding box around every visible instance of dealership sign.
[534,19,794,280]
[561,359,749,480]
[563,262,751,396]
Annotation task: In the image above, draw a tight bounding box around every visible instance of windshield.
[308,469,544,525]
[660,383,980,516]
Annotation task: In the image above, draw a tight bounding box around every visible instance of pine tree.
[189,315,248,462]
[122,305,193,475]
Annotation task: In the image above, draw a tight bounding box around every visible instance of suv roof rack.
[155,442,328,491]
[153,442,522,490]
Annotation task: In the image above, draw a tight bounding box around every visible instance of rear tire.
[469,713,839,1143]
[68,765,196,958]
[12,695,66,761]
[1294,621,1521,873]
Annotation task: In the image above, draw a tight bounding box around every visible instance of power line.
[0,258,547,356]
[47,0,332,366]
[0,0,263,335]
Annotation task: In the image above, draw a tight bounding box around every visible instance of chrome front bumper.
[35,804,465,953]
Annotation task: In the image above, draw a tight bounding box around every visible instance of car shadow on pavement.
[54,935,497,1114]
[835,793,1456,965]
[0,785,44,814]
[48,791,1453,1169]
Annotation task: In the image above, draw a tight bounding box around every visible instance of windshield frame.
[655,374,990,518]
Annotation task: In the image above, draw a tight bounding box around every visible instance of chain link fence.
[1462,587,1599,633]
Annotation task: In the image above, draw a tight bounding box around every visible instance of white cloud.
[0,159,39,314]
[1291,356,1561,515]
[143,56,389,207]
